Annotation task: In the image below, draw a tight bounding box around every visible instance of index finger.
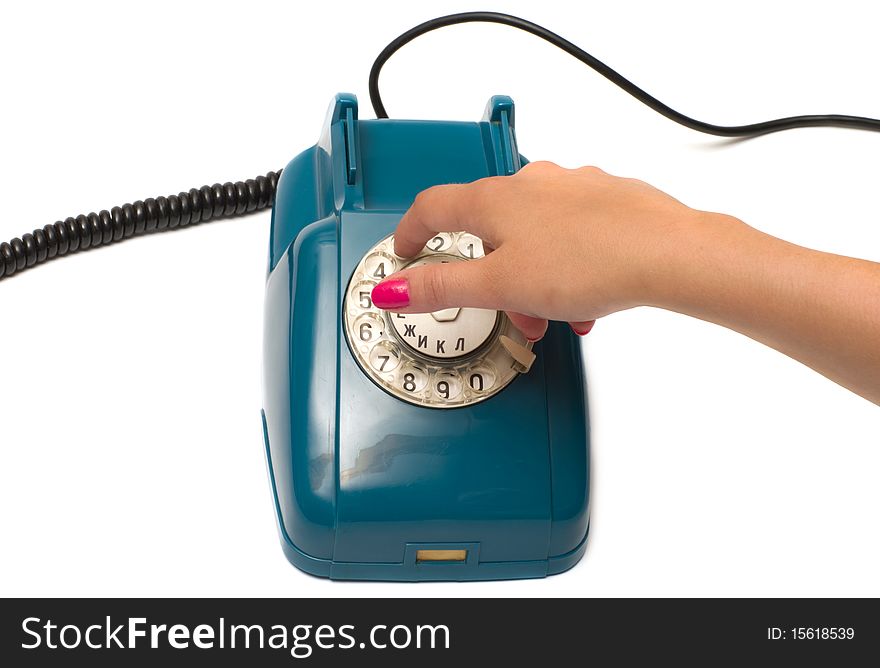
[393,180,501,258]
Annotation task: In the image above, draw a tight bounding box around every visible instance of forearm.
[652,213,880,405]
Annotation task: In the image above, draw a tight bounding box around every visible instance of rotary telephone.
[3,12,877,582]
[262,93,590,580]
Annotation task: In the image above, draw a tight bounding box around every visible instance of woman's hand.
[371,160,707,340]
[371,160,880,404]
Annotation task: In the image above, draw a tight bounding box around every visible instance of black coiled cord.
[0,171,281,281]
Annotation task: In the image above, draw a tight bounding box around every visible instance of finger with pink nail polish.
[371,278,410,309]
[570,320,595,336]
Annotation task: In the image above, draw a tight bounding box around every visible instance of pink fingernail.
[571,321,595,336]
[371,278,410,309]
[526,335,543,343]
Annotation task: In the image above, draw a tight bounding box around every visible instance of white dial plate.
[343,232,531,409]
[390,255,499,360]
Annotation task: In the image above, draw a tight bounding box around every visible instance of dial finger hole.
[456,233,484,259]
[432,370,462,401]
[349,280,377,312]
[353,313,384,345]
[363,252,396,281]
[369,340,401,373]
[425,233,452,253]
[399,363,428,394]
[466,362,496,393]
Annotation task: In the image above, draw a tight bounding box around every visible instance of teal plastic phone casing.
[262,94,590,581]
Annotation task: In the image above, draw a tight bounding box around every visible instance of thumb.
[371,258,499,313]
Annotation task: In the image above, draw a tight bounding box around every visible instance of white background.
[1,0,878,597]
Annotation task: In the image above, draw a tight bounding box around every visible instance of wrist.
[639,210,751,314]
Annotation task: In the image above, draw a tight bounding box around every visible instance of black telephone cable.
[3,11,878,281]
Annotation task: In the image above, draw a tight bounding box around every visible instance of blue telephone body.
[261,93,590,581]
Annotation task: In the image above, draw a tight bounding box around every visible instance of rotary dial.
[343,232,534,408]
